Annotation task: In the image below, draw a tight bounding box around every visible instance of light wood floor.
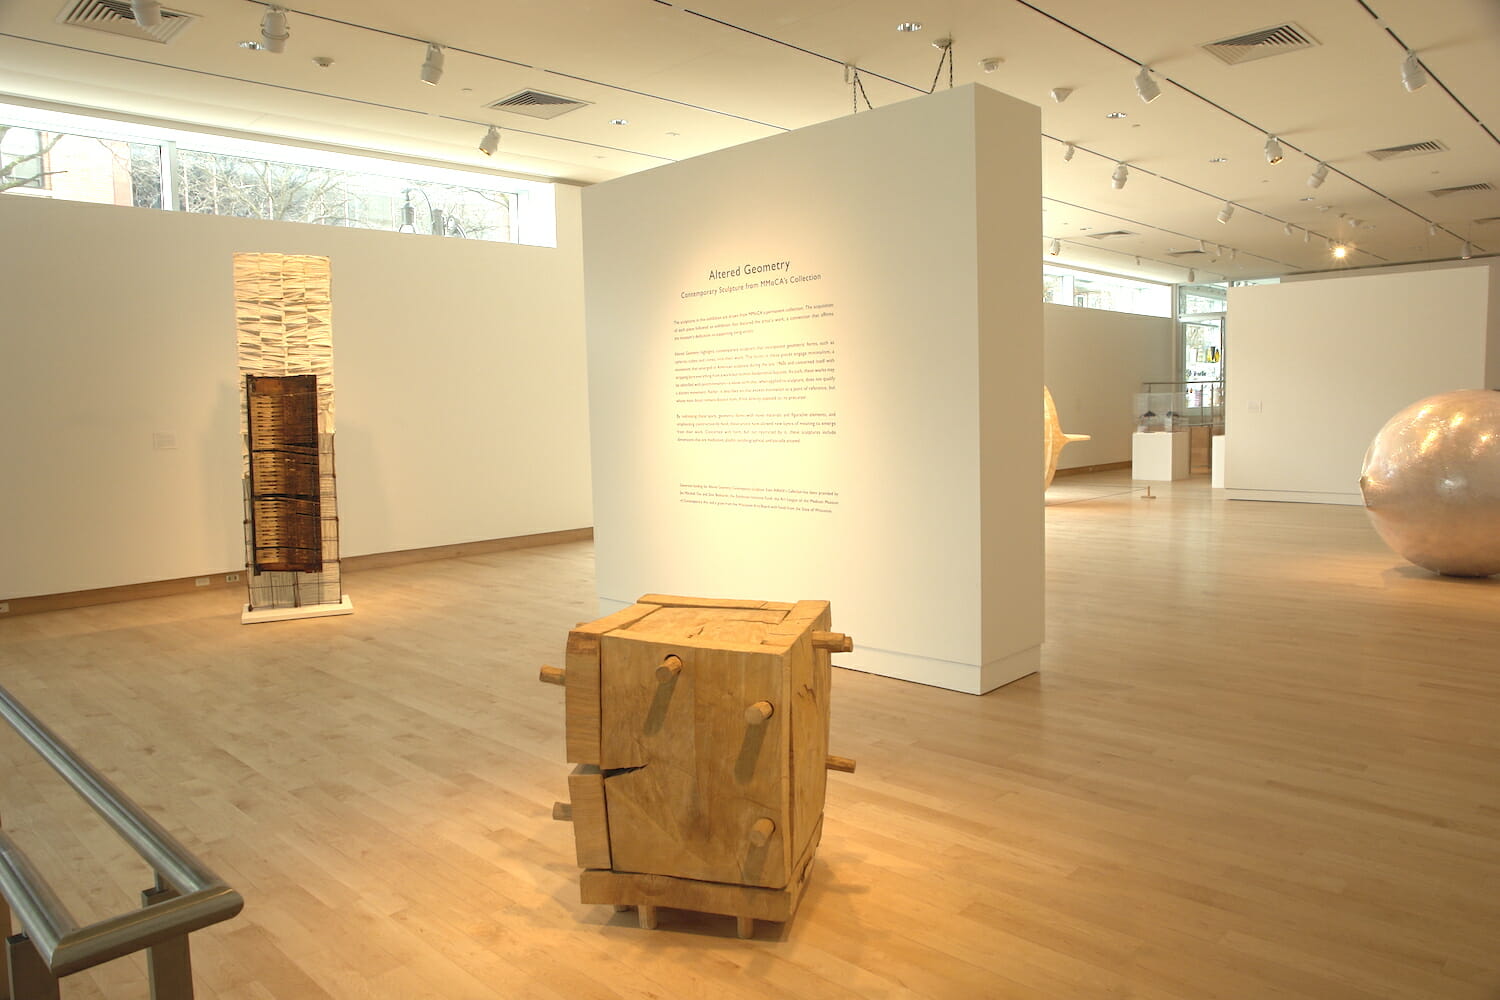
[2,471,1498,999]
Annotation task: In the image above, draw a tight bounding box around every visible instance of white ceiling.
[3,0,1497,281]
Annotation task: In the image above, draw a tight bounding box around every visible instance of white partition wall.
[583,84,1042,694]
[1043,304,1174,471]
[1226,265,1499,504]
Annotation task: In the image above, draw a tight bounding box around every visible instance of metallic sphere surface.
[1359,389,1500,577]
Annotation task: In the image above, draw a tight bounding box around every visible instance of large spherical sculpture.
[1359,389,1500,577]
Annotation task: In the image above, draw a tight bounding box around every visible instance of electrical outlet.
[225,573,241,583]
[195,577,210,587]
[0,602,9,614]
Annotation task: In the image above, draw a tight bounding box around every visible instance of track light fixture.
[1428,222,1438,236]
[1111,162,1129,189]
[1284,222,1294,236]
[1462,241,1473,259]
[1062,142,1076,162]
[421,43,445,85]
[1308,161,1329,188]
[260,6,289,53]
[131,0,163,28]
[478,125,500,156]
[1304,229,1310,244]
[1198,239,1207,253]
[1217,202,1234,224]
[1401,50,1428,92]
[1187,268,1197,283]
[1049,238,1061,256]
[1264,135,1284,165]
[1133,65,1160,104]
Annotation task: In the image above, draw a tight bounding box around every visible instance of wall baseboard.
[340,528,594,572]
[0,527,595,620]
[1052,460,1132,478]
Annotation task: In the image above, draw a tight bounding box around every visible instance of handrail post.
[0,889,10,1000]
[5,933,60,1000]
[142,880,195,1000]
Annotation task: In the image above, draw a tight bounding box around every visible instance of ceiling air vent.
[1202,23,1318,66]
[1366,140,1448,161]
[57,0,195,43]
[486,90,592,121]
[1165,249,1206,258]
[1429,182,1494,197]
[1085,230,1137,240]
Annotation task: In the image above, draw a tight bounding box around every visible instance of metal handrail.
[0,682,243,981]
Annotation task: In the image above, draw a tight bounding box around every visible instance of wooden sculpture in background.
[540,594,856,938]
[234,252,351,623]
[1044,386,1091,489]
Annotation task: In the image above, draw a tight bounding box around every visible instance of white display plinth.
[1133,431,1190,482]
[1211,435,1226,488]
[582,84,1043,695]
[241,596,353,624]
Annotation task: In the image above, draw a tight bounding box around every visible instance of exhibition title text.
[709,260,791,281]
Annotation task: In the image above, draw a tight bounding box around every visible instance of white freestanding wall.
[583,84,1043,695]
[1043,303,1174,471]
[1226,264,1500,504]
[0,189,591,599]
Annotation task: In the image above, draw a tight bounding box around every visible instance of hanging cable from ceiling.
[844,64,874,113]
[926,38,954,94]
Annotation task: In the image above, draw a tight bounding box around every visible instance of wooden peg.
[552,801,572,821]
[748,818,776,847]
[743,701,775,726]
[538,664,566,686]
[811,630,853,653]
[736,916,756,939]
[825,754,857,773]
[655,654,683,683]
[638,904,658,930]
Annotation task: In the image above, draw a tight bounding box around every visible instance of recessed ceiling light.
[609,119,629,126]
[1298,196,1316,202]
[897,21,922,32]
[666,131,680,136]
[1106,111,1128,119]
[1209,157,1228,163]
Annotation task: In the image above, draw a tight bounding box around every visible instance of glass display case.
[1134,391,1188,433]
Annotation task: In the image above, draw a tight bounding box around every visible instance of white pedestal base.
[241,596,354,624]
[1211,435,1226,488]
[1132,431,1190,482]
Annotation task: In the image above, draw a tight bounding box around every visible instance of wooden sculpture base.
[580,818,821,938]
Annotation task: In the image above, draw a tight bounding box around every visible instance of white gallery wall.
[0,188,591,599]
[584,84,1043,694]
[1226,263,1499,504]
[1043,303,1174,470]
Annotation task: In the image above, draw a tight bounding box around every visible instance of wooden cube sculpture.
[540,594,856,938]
